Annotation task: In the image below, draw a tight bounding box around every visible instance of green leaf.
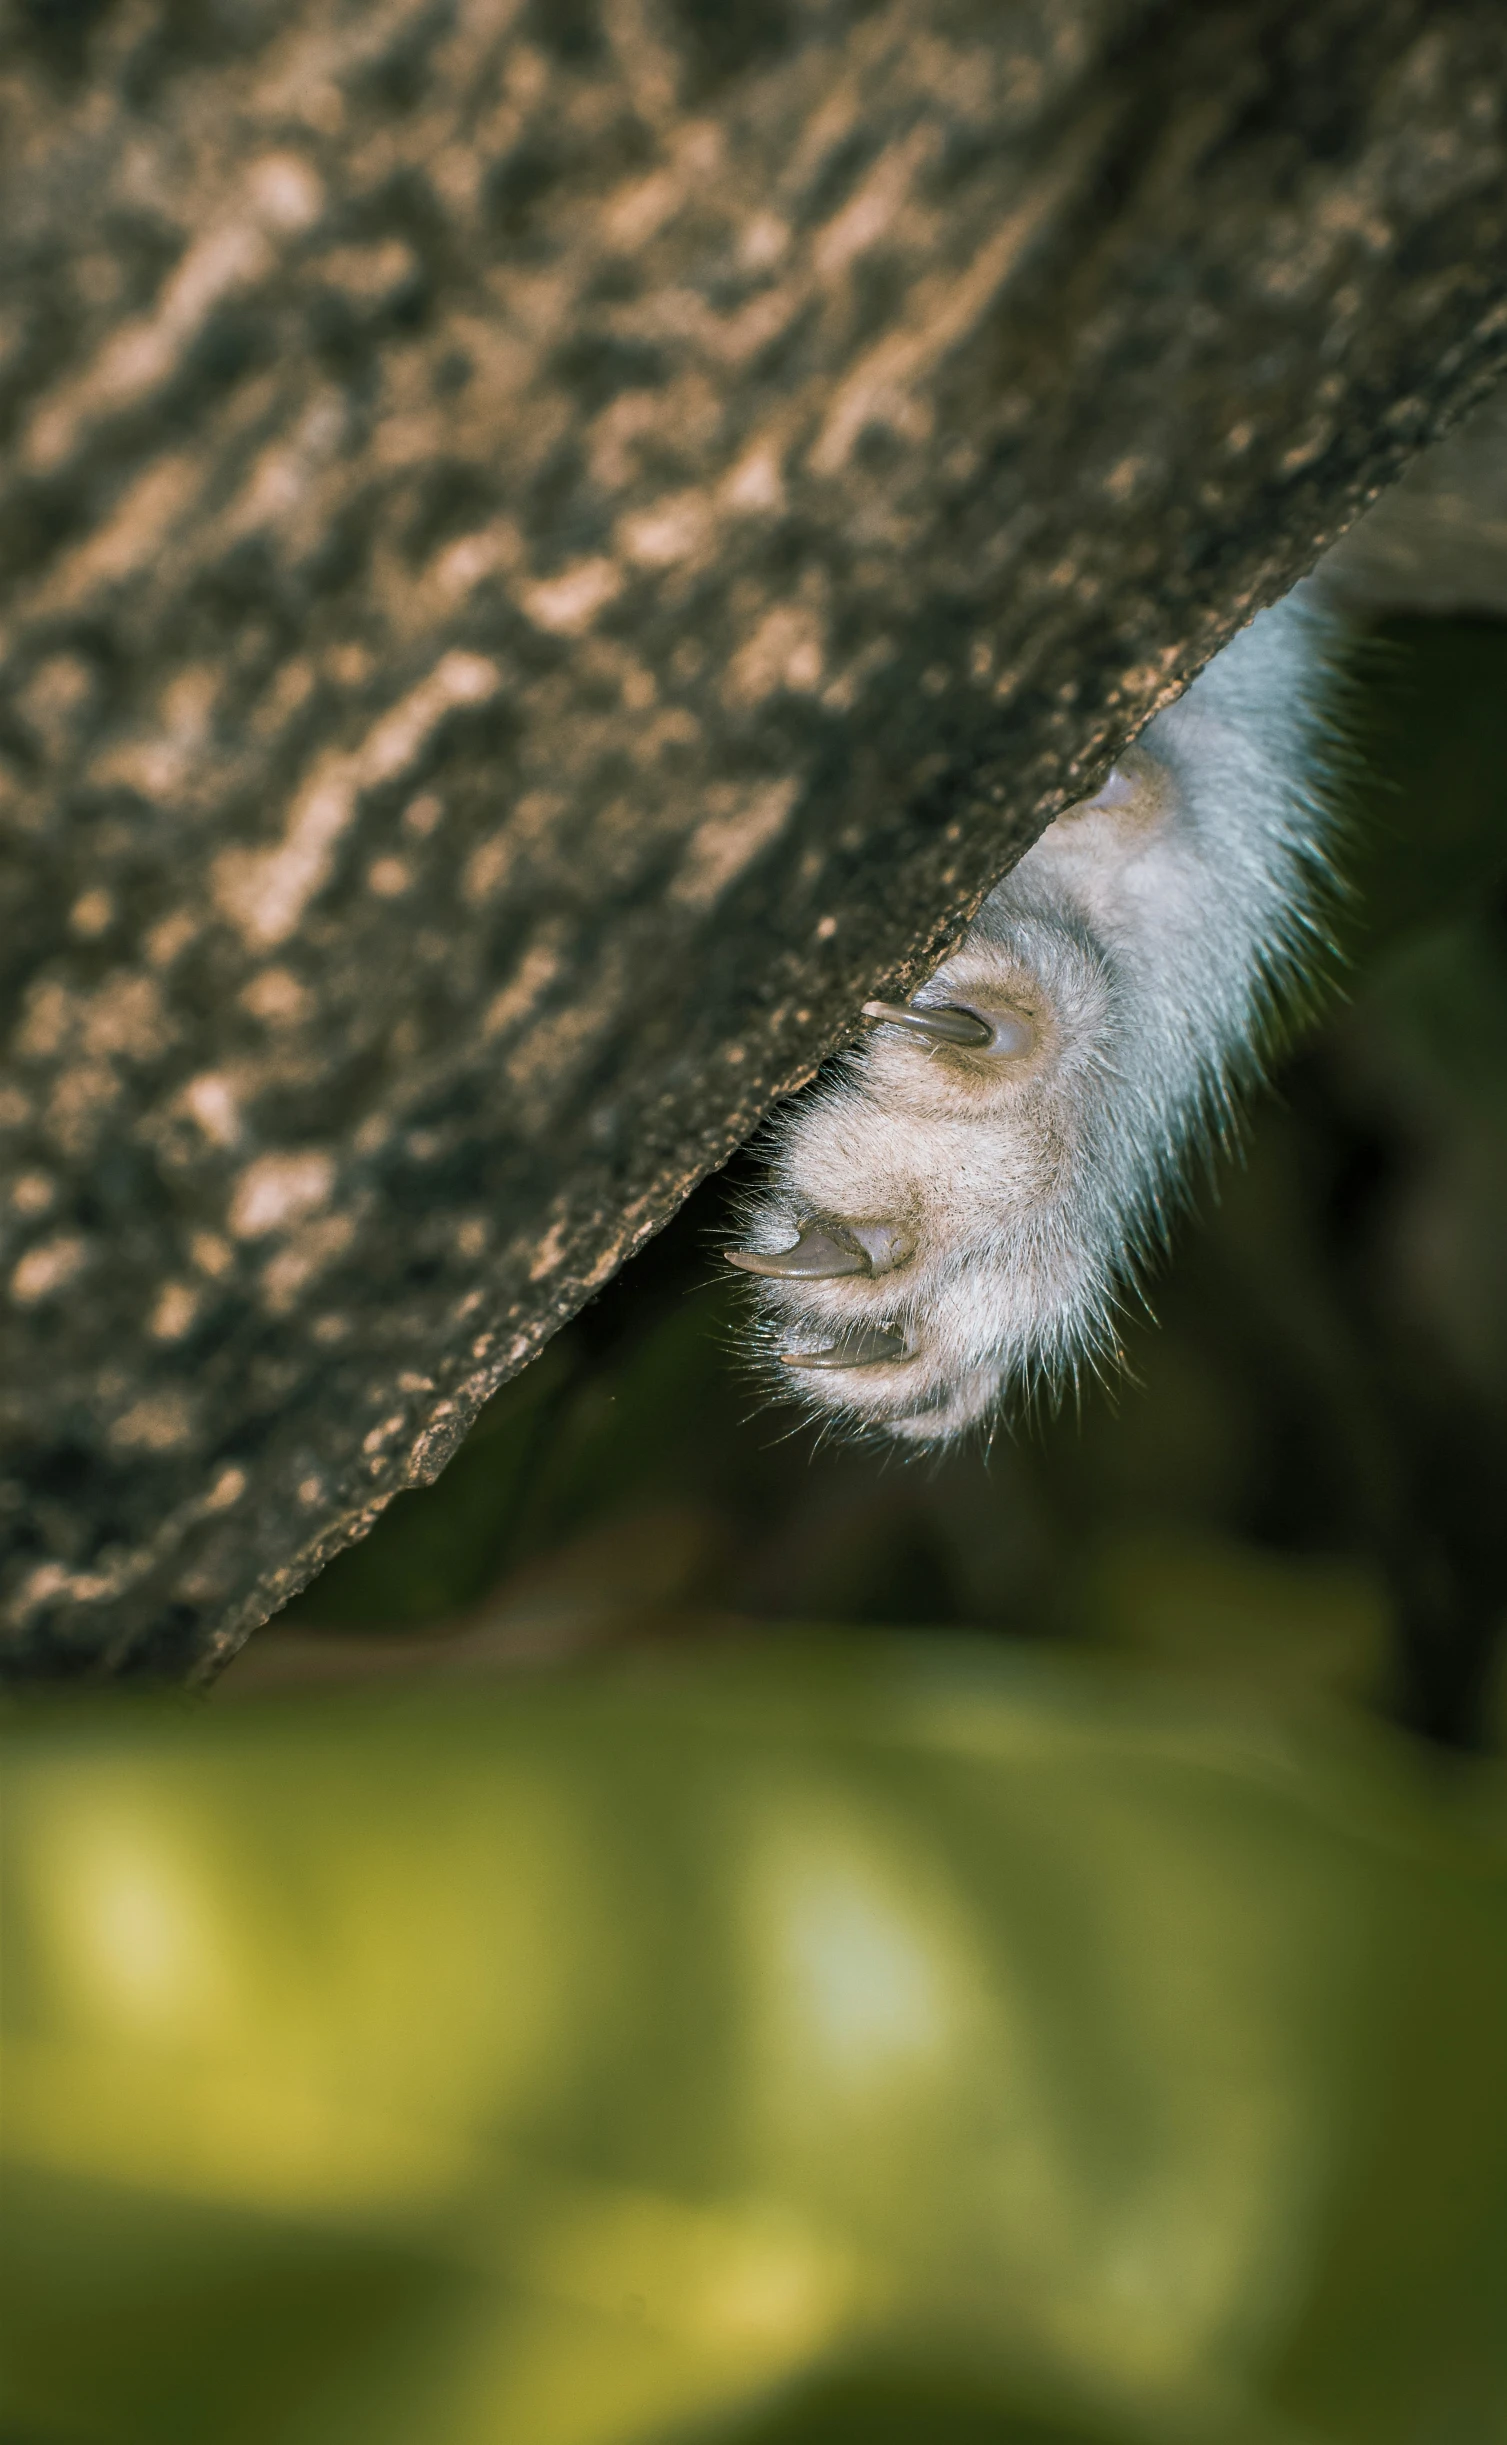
[4,1642,1505,2445]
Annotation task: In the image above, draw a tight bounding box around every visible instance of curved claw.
[782,1326,910,1370]
[727,1225,869,1280]
[727,1219,913,1280]
[861,998,994,1048]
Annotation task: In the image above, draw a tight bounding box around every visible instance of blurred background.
[6,611,1507,2445]
[233,612,1507,1753]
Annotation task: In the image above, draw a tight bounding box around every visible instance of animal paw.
[728,587,1343,1445]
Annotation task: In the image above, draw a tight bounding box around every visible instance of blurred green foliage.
[5,1644,1506,2444]
[258,618,1507,1750]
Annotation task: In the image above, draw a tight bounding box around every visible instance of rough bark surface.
[2,0,1506,1680]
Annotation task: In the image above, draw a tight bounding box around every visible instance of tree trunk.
[2,0,1505,1680]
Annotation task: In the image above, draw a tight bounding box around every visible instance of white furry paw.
[728,588,1344,1445]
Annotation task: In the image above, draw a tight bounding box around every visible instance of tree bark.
[2,0,1505,1680]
